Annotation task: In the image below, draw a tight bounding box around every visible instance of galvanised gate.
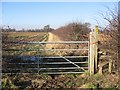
[2,41,89,74]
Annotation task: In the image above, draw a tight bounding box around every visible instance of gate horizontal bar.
[8,62,88,65]
[40,62,88,64]
[3,48,89,51]
[6,67,88,70]
[3,55,88,58]
[2,72,86,74]
[5,68,38,70]
[4,41,89,44]
[40,56,88,58]
[39,67,88,70]
[8,63,38,64]
[3,56,88,59]
[2,73,38,74]
[40,72,85,74]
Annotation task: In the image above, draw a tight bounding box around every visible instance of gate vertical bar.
[38,57,39,74]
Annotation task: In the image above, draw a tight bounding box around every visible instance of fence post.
[90,31,95,75]
[94,26,98,72]
[89,26,98,75]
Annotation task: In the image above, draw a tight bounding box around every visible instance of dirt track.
[47,32,61,42]
[45,32,62,49]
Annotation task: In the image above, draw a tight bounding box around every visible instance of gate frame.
[3,41,90,74]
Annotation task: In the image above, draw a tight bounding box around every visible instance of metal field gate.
[2,41,90,74]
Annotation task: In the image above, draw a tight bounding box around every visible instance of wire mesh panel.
[2,41,89,74]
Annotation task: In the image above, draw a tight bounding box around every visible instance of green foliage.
[116,81,120,89]
[64,74,78,79]
[87,83,97,88]
[65,81,76,87]
[84,71,89,76]
[14,35,29,39]
[2,78,17,89]
[92,73,104,81]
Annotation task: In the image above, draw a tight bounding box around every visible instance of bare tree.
[100,5,119,72]
[54,22,91,41]
[67,22,91,41]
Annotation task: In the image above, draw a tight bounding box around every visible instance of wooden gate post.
[89,26,98,75]
[90,31,95,75]
[94,26,98,72]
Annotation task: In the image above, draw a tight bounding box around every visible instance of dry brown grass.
[7,32,46,37]
[3,32,47,42]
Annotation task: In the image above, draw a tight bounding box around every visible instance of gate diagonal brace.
[59,55,86,71]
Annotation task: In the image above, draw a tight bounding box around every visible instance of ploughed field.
[2,32,48,56]
[3,32,47,42]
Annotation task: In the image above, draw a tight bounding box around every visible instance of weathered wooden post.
[94,26,98,72]
[89,26,98,75]
[90,31,95,75]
